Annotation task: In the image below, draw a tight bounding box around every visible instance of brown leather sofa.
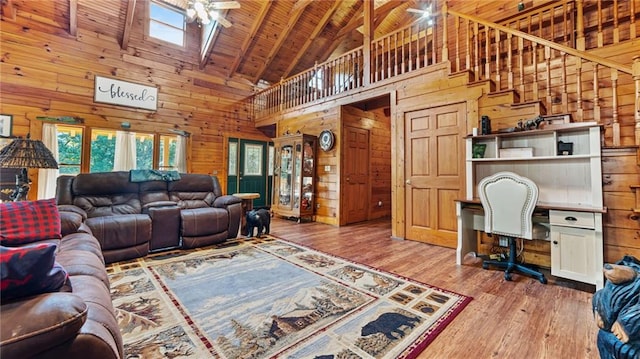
[55,172,242,263]
[0,212,123,359]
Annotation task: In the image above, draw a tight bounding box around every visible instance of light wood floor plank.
[270,217,599,358]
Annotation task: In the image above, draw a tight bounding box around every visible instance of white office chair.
[478,171,547,283]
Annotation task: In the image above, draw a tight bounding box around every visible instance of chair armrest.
[213,195,242,208]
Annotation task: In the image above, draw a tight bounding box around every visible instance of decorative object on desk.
[557,140,573,155]
[592,255,640,359]
[0,114,12,137]
[481,115,491,135]
[517,115,545,131]
[319,129,335,151]
[108,236,472,358]
[472,143,486,158]
[0,134,59,201]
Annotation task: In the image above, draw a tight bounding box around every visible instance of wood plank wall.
[0,0,265,194]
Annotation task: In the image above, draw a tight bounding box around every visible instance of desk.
[233,193,260,234]
[456,199,605,289]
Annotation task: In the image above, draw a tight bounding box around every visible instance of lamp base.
[10,168,31,201]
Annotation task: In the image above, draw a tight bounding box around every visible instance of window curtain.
[113,131,137,171]
[37,123,59,199]
[175,135,187,173]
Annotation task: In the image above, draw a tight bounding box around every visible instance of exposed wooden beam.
[228,1,272,76]
[290,0,313,13]
[1,0,16,21]
[121,0,136,49]
[69,0,78,36]
[363,0,373,86]
[251,2,306,83]
[283,0,341,78]
[336,0,410,39]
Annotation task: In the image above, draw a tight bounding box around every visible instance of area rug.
[108,236,472,358]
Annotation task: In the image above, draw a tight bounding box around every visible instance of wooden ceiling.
[1,0,430,87]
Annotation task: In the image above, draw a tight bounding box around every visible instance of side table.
[232,193,260,235]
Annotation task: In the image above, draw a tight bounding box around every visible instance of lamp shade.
[0,137,58,169]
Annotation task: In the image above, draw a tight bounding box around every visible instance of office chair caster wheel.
[539,277,547,284]
[504,273,513,281]
[482,263,489,270]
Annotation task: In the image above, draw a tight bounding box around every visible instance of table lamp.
[0,134,58,201]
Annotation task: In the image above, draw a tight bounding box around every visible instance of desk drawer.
[549,210,594,229]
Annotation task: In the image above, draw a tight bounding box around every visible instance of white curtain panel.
[37,123,60,199]
[114,131,137,171]
[175,135,187,173]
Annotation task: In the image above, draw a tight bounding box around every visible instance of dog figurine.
[246,208,271,238]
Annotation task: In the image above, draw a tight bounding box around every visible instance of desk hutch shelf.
[459,122,605,288]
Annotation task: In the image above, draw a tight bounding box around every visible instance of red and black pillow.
[0,199,62,245]
[0,243,68,302]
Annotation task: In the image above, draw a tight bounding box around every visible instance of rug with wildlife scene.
[107,236,472,358]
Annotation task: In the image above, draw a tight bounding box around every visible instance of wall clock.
[319,129,335,151]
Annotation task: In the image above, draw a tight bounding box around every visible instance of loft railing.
[250,0,640,149]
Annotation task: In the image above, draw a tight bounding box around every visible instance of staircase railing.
[249,1,640,149]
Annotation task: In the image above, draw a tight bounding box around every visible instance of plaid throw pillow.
[0,243,68,302]
[0,199,62,245]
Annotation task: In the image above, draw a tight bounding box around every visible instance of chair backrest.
[478,171,539,239]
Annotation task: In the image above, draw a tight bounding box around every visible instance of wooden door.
[404,103,465,248]
[343,126,369,224]
[228,138,270,208]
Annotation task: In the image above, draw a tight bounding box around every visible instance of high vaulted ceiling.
[1,0,430,87]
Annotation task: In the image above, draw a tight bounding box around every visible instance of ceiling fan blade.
[210,1,240,10]
[216,14,232,28]
[407,8,426,14]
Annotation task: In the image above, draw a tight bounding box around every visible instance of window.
[55,125,180,174]
[56,125,83,175]
[149,1,186,47]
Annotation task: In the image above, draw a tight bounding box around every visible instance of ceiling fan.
[185,0,240,28]
[406,5,432,18]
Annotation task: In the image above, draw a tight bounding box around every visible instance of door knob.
[406,179,411,185]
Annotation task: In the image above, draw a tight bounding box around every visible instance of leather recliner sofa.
[55,172,242,263]
[0,212,123,359]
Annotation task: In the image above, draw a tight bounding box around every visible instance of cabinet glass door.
[301,140,314,211]
[278,145,293,208]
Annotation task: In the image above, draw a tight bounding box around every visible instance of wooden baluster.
[374,40,379,83]
[455,15,460,72]
[423,21,428,68]
[518,37,525,101]
[597,0,603,47]
[576,59,583,121]
[394,33,398,77]
[631,0,637,39]
[633,56,640,155]
[484,26,490,80]
[545,46,551,111]
[408,25,413,72]
[563,2,569,46]
[561,53,568,113]
[442,2,448,62]
[532,42,539,101]
[401,29,406,74]
[612,69,620,146]
[414,24,420,71]
[507,32,513,90]
[465,19,471,72]
[593,63,601,123]
[474,22,479,80]
[495,28,501,89]
[576,0,585,50]
[613,0,619,43]
[432,17,438,65]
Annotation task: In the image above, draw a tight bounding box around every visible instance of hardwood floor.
[269,217,600,359]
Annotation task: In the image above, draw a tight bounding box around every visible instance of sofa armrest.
[213,195,242,208]
[57,205,88,220]
[0,293,88,358]
[59,211,85,236]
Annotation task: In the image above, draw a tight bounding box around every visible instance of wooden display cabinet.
[272,134,317,222]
